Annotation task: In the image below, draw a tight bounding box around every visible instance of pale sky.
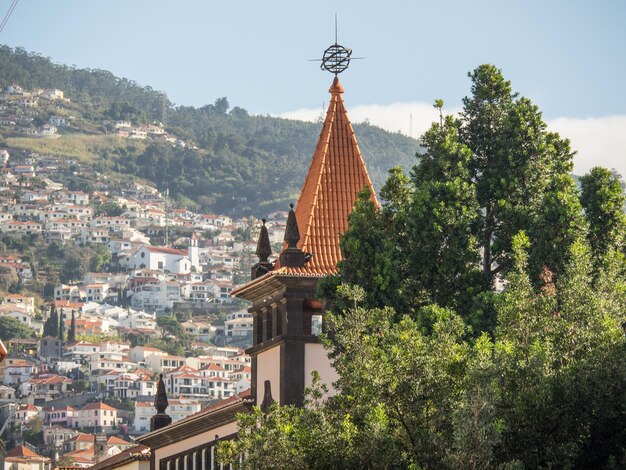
[2,0,625,176]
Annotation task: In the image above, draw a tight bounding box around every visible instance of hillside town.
[0,98,293,466]
[0,84,192,148]
[0,0,624,466]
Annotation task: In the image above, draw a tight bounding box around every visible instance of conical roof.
[281,77,378,275]
[232,77,378,296]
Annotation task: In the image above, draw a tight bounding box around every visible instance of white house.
[129,245,192,274]
[90,217,131,232]
[13,403,43,428]
[78,227,109,245]
[145,354,186,373]
[133,398,201,432]
[224,311,253,339]
[181,321,216,342]
[54,284,83,301]
[85,283,112,302]
[57,191,89,206]
[2,360,38,386]
[130,280,181,312]
[69,402,120,430]
[129,345,166,364]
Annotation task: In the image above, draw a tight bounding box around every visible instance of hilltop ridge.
[0,45,419,216]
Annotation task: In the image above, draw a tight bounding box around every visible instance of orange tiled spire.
[280,77,378,275]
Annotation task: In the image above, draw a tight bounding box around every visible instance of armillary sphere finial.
[320,44,353,75]
[309,15,364,76]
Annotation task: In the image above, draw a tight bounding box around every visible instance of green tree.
[0,265,18,292]
[22,416,44,445]
[460,64,574,284]
[68,309,76,342]
[403,110,482,315]
[232,246,255,286]
[58,309,65,343]
[156,315,186,340]
[0,316,34,341]
[55,456,76,468]
[492,234,626,467]
[329,188,403,313]
[43,304,59,338]
[225,233,626,468]
[61,254,85,283]
[528,174,588,283]
[580,167,626,263]
[89,244,112,272]
[73,379,89,393]
[328,66,575,331]
[94,201,124,217]
[144,338,184,357]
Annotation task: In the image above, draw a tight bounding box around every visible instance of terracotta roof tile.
[277,77,377,275]
[89,444,150,470]
[81,402,117,411]
[107,436,133,445]
[234,78,377,294]
[146,246,187,256]
[6,445,40,458]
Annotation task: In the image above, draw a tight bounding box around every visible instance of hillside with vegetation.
[0,45,419,216]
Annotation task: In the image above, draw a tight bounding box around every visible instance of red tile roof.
[54,300,84,309]
[285,77,378,275]
[18,403,39,412]
[71,433,95,443]
[146,246,187,256]
[6,445,41,458]
[233,78,378,295]
[81,402,117,411]
[89,444,150,470]
[107,436,133,446]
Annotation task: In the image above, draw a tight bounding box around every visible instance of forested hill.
[0,45,419,215]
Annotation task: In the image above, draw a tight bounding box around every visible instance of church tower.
[188,232,199,272]
[233,76,378,406]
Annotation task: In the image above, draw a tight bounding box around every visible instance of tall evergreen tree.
[43,304,59,338]
[68,309,76,343]
[58,309,65,342]
[404,110,482,314]
[580,166,626,263]
[528,174,588,283]
[460,64,574,284]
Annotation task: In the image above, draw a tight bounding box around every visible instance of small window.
[311,315,323,336]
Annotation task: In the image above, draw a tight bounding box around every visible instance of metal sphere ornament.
[320,44,353,75]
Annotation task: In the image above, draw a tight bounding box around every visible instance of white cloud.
[547,116,626,178]
[279,101,462,140]
[279,103,626,179]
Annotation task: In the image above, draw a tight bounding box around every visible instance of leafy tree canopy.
[222,234,626,468]
[222,65,626,469]
[0,316,35,341]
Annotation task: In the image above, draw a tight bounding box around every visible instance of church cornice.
[136,398,252,450]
